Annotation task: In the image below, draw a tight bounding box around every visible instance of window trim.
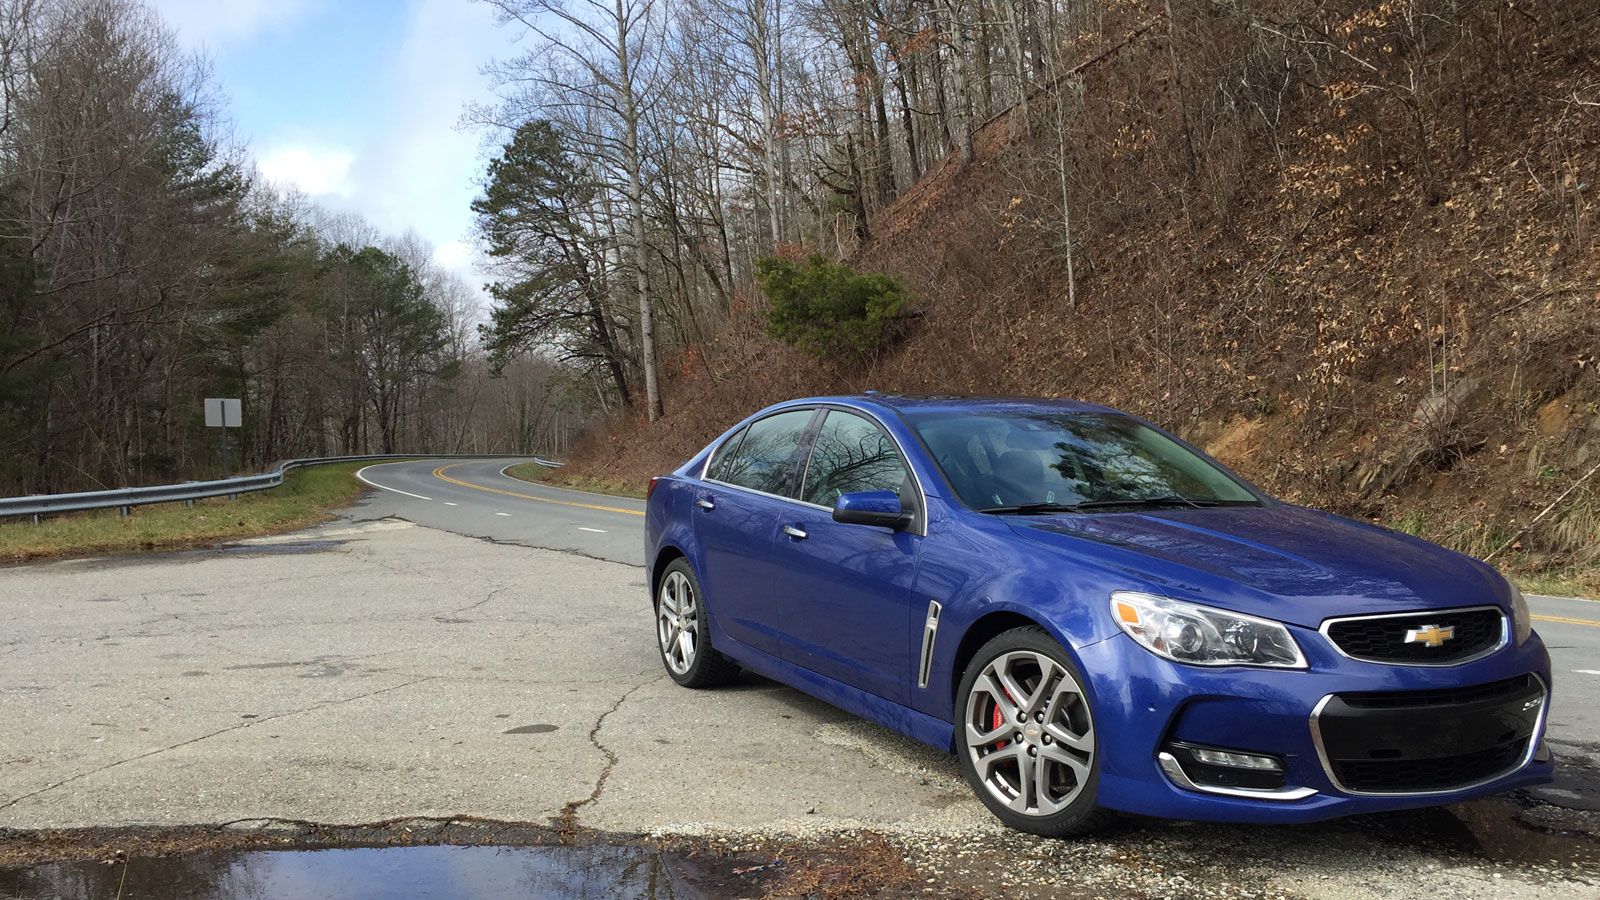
[699,403,929,537]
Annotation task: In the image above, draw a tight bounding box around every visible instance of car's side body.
[644,395,1554,824]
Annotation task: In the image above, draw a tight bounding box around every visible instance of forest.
[466,0,1598,578]
[0,0,589,495]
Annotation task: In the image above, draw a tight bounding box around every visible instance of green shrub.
[757,254,911,361]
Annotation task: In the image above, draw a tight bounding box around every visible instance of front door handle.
[782,525,807,540]
[696,497,715,510]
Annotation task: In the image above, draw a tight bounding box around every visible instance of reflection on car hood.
[1008,504,1504,627]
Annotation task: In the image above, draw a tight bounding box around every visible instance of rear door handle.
[782,525,807,540]
[696,497,715,510]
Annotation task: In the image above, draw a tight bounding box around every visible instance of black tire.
[954,626,1115,838]
[654,558,740,688]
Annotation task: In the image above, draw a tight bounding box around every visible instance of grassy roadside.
[504,461,647,499]
[1513,569,1600,601]
[0,461,377,564]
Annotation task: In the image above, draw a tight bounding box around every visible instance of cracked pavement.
[0,517,972,834]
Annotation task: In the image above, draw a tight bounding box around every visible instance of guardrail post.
[119,505,131,518]
[31,514,40,526]
[185,499,194,508]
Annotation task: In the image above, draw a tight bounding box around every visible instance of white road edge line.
[443,502,458,506]
[497,462,643,505]
[356,463,432,501]
[1576,669,1600,676]
[495,512,511,517]
[578,527,607,533]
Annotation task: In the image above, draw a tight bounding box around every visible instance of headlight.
[1509,581,1532,645]
[1110,591,1306,668]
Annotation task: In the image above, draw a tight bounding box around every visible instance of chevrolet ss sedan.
[642,395,1553,837]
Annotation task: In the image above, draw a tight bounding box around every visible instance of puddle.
[0,844,726,899]
[214,539,347,556]
[503,723,559,734]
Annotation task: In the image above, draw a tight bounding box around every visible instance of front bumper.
[1076,630,1555,824]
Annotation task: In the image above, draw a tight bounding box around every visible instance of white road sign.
[204,398,242,428]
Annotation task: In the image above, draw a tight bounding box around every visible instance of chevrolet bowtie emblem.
[1403,624,1456,648]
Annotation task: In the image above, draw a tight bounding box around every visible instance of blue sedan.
[643,395,1553,837]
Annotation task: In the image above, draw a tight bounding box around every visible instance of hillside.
[563,4,1599,583]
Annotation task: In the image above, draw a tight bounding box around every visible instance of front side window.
[714,409,816,497]
[909,411,1257,512]
[801,411,911,507]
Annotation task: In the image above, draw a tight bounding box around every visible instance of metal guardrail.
[0,454,562,522]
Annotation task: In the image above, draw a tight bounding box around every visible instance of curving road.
[352,458,646,565]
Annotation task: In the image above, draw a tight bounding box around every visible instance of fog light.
[1163,742,1288,791]
[1188,746,1282,771]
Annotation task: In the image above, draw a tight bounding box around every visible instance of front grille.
[1324,607,1503,664]
[1333,739,1528,793]
[1313,674,1544,794]
[1339,674,1535,710]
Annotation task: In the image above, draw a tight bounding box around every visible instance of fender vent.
[917,601,942,689]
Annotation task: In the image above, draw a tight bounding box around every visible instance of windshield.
[907,411,1259,512]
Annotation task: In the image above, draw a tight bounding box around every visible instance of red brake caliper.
[991,684,1018,749]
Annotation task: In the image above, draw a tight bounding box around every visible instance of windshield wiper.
[1071,495,1233,510]
[980,495,1255,515]
[979,502,1087,515]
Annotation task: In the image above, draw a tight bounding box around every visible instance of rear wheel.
[955,626,1113,837]
[655,558,739,688]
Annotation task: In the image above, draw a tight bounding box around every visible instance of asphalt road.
[354,458,645,565]
[354,458,1600,764]
[1,460,1597,898]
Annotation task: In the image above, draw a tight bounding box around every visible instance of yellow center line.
[431,463,645,517]
[1531,613,1600,629]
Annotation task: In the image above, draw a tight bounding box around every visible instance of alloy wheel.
[657,570,698,675]
[964,650,1095,816]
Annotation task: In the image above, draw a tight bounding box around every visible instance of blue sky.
[150,0,511,283]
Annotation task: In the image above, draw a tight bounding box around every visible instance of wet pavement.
[0,844,719,899]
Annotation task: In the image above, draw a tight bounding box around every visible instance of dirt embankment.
[565,8,1599,582]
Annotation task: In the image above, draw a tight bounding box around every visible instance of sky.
[149,0,513,287]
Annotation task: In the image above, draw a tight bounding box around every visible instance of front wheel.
[655,558,739,688]
[955,626,1113,837]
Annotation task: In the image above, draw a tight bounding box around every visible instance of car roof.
[794,393,1124,419]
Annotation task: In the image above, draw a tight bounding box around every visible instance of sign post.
[204,398,242,477]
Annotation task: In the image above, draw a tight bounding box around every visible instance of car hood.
[1006,504,1506,628]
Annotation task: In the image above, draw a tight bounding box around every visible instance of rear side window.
[704,427,747,482]
[801,411,910,507]
[714,409,816,497]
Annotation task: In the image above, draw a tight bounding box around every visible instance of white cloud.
[150,0,320,47]
[336,0,500,285]
[258,143,356,197]
[188,0,500,289]
[435,240,475,272]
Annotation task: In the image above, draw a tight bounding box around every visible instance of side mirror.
[832,490,913,530]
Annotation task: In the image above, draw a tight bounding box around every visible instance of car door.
[766,409,925,704]
[692,407,820,657]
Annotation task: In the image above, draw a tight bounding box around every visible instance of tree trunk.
[615,0,663,421]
